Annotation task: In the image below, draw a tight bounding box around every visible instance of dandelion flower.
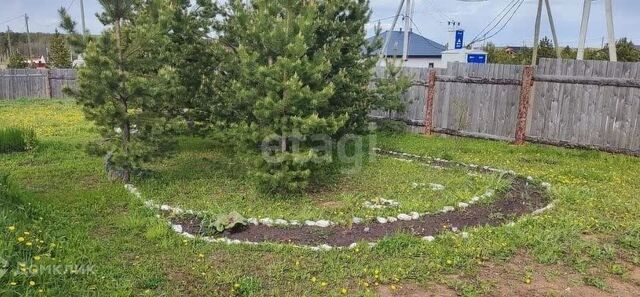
[8,226,15,232]
[24,231,30,235]
[234,283,240,288]
[26,242,33,246]
[321,282,328,287]
[34,256,41,261]
[29,281,35,286]
[391,285,397,290]
[311,277,317,283]
[10,282,16,286]
[17,237,25,242]
[198,253,204,258]
[341,288,348,294]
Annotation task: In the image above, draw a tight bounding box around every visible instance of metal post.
[402,0,412,61]
[544,0,562,59]
[531,0,544,65]
[577,0,592,60]
[24,14,33,66]
[604,0,617,61]
[380,0,405,60]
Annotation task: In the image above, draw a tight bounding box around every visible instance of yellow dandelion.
[26,242,33,246]
[311,277,317,283]
[341,288,348,294]
[29,281,35,286]
[10,282,17,286]
[321,282,328,287]
[8,226,15,232]
[234,283,240,288]
[17,237,25,242]
[38,289,44,293]
[24,231,30,235]
[19,262,26,267]
[391,285,397,290]
[34,256,41,261]
[198,253,204,258]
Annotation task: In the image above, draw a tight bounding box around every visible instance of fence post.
[45,69,53,98]
[423,69,437,134]
[514,66,534,145]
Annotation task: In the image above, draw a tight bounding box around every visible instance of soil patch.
[171,177,549,247]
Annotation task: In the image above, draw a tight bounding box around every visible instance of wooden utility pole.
[6,26,12,55]
[24,14,33,66]
[531,0,544,65]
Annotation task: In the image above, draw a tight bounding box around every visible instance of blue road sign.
[467,54,487,64]
[455,30,464,49]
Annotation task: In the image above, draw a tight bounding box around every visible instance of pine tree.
[65,0,181,183]
[49,30,71,68]
[7,52,26,68]
[219,0,382,193]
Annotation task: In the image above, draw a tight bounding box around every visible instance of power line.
[0,15,23,26]
[470,0,525,45]
[410,18,447,52]
[469,0,522,45]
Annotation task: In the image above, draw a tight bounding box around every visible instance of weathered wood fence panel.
[433,63,524,141]
[0,69,76,99]
[529,59,640,153]
[373,58,640,155]
[370,67,431,132]
[49,69,77,98]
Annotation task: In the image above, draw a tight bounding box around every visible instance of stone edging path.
[125,149,556,251]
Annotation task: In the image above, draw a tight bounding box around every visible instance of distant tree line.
[1,31,72,69]
[484,37,640,64]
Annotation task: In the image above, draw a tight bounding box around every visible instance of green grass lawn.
[1,99,639,296]
[139,137,509,223]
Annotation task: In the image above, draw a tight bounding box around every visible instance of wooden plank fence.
[373,58,640,155]
[2,60,639,155]
[0,69,76,99]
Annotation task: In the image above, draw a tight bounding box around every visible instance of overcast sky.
[2,0,639,47]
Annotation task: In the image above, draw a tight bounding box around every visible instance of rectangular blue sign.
[455,30,464,49]
[467,54,487,64]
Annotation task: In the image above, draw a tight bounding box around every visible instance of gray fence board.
[0,68,76,99]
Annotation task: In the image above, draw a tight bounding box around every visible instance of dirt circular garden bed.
[156,149,553,248]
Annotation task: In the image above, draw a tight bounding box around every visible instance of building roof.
[368,30,446,58]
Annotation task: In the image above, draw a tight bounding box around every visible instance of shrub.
[0,127,37,153]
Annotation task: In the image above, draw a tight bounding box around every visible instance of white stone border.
[123,148,556,251]
[129,149,542,229]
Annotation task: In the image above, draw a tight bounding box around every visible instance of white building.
[441,23,488,65]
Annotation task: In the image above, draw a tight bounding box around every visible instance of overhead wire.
[471,0,525,45]
[468,0,521,45]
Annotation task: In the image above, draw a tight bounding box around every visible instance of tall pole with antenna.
[402,0,412,61]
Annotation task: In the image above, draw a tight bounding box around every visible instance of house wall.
[378,57,445,69]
